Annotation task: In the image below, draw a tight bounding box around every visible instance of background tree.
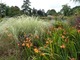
[0,3,6,17]
[47,9,57,16]
[37,9,45,16]
[5,6,10,16]
[57,12,62,16]
[32,8,37,16]
[22,0,31,15]
[60,4,71,16]
[71,6,80,15]
[8,6,21,17]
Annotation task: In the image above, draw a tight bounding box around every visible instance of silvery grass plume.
[0,16,52,43]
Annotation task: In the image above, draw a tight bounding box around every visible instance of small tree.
[60,4,71,16]
[37,9,45,16]
[32,8,37,16]
[22,0,31,15]
[47,9,57,16]
[7,6,21,17]
[0,3,6,17]
[71,6,80,15]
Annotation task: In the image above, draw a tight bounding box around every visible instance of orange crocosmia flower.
[78,30,80,33]
[34,48,39,53]
[70,58,75,60]
[58,27,62,29]
[60,44,66,49]
[23,40,26,43]
[47,38,50,40]
[30,43,33,46]
[62,35,65,39]
[63,31,66,35]
[46,41,49,44]
[22,43,25,46]
[50,40,53,43]
[26,43,30,48]
[41,53,45,56]
[26,43,32,48]
[35,35,39,39]
[44,45,48,48]
[65,38,69,42]
[26,37,29,40]
[26,39,31,42]
[18,43,20,46]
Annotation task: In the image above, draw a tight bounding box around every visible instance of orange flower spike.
[26,40,31,43]
[60,44,66,49]
[41,53,45,56]
[18,43,20,46]
[50,40,53,43]
[26,43,33,48]
[46,41,49,44]
[63,31,66,35]
[44,45,48,48]
[22,43,25,46]
[35,35,39,39]
[26,43,30,48]
[23,40,26,43]
[26,37,29,40]
[62,35,65,39]
[47,38,51,40]
[28,38,31,42]
[30,43,33,46]
[34,48,39,53]
[70,58,75,60]
[58,27,62,29]
[78,30,80,33]
[65,38,69,42]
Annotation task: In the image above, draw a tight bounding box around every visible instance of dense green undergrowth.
[0,16,80,60]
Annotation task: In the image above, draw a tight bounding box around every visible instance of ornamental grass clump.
[0,16,52,59]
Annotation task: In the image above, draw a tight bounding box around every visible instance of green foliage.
[71,6,80,15]
[37,9,46,16]
[0,15,80,60]
[32,8,38,16]
[0,16,51,60]
[60,4,72,16]
[47,9,57,16]
[0,3,6,17]
[22,0,31,15]
[0,3,21,17]
[8,6,21,17]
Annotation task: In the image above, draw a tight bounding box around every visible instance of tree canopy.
[60,4,71,16]
[22,0,31,15]
[47,9,57,16]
